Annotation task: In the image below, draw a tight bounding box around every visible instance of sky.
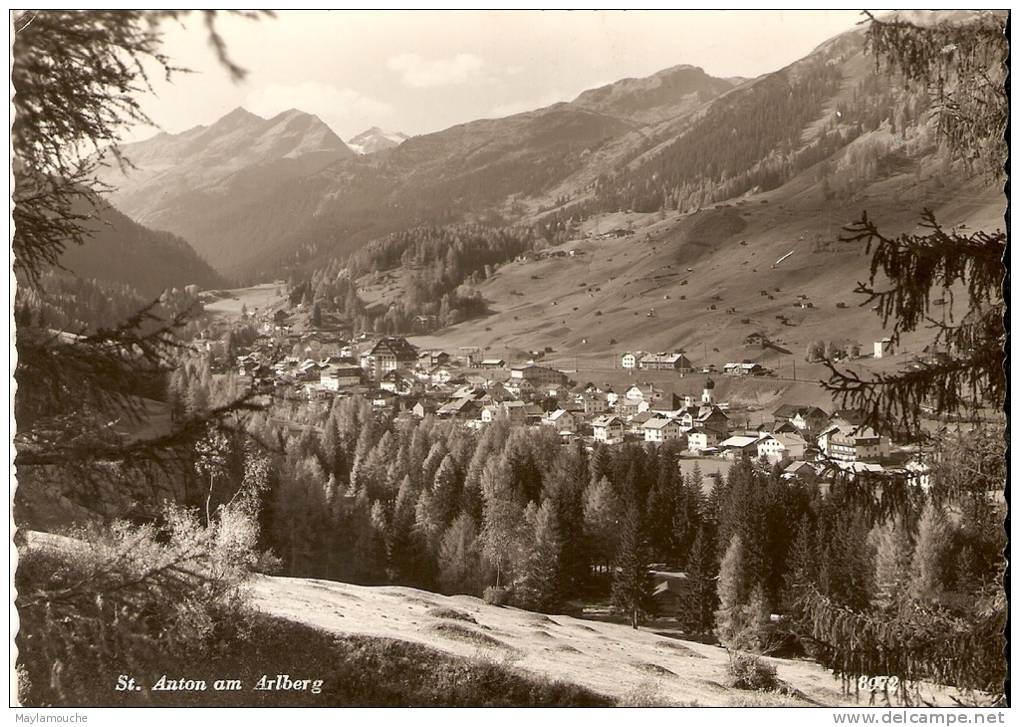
[131,10,863,143]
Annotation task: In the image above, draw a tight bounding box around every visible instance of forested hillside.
[56,199,224,297]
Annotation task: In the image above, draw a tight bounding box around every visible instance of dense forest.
[165,385,1004,698]
[296,224,539,333]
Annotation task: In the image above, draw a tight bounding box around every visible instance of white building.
[757,433,809,463]
[592,415,625,444]
[642,417,682,443]
[874,338,895,359]
[621,352,643,369]
[542,409,577,433]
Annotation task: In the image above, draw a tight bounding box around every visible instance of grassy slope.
[401,159,1001,412]
[249,574,967,707]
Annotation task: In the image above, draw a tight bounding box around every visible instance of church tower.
[701,377,715,405]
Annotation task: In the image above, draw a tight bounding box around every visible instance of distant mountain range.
[92,15,995,288]
[97,61,746,280]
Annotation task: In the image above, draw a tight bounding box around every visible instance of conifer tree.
[684,524,718,634]
[515,500,563,611]
[909,499,950,605]
[437,513,483,596]
[870,516,914,612]
[611,500,654,628]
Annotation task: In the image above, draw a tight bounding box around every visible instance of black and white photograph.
[9,8,1009,713]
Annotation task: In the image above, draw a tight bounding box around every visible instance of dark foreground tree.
[610,500,654,628]
[823,10,1007,434]
[807,11,1007,705]
[13,10,268,478]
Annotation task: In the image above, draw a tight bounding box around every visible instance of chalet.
[417,350,451,369]
[428,365,455,385]
[510,364,569,388]
[756,433,809,463]
[772,405,829,433]
[624,383,663,404]
[687,428,721,453]
[638,352,695,373]
[650,571,690,616]
[592,415,625,444]
[874,337,895,359]
[719,434,761,457]
[723,361,767,376]
[642,417,682,443]
[783,460,819,484]
[412,314,437,333]
[523,403,546,425]
[819,424,890,463]
[480,400,528,424]
[542,409,577,432]
[628,410,655,434]
[578,391,610,415]
[411,400,438,419]
[677,404,730,436]
[758,420,800,436]
[367,337,418,380]
[436,397,481,420]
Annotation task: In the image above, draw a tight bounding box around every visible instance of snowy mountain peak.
[347,127,410,154]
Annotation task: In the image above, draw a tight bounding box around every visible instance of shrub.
[726,653,779,692]
[16,500,259,706]
[483,585,509,606]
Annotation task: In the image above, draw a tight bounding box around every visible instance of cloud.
[387,52,484,88]
[245,81,393,136]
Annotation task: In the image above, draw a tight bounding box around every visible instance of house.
[772,405,829,433]
[719,434,762,457]
[783,460,819,484]
[542,409,577,433]
[380,368,416,395]
[436,397,481,420]
[757,433,809,463]
[480,358,506,369]
[366,337,418,380]
[417,350,450,369]
[677,403,730,436]
[578,391,610,415]
[480,401,527,424]
[412,314,437,333]
[723,361,768,376]
[758,420,800,436]
[621,352,643,369]
[687,428,721,454]
[638,352,695,373]
[592,415,625,444]
[650,571,690,616]
[320,364,363,391]
[642,417,682,443]
[874,337,895,359]
[510,364,569,388]
[624,383,663,404]
[411,400,438,419]
[820,424,890,463]
[428,365,455,385]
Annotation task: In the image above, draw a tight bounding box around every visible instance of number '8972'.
[858,675,901,692]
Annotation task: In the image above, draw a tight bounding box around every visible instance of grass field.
[201,282,287,320]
